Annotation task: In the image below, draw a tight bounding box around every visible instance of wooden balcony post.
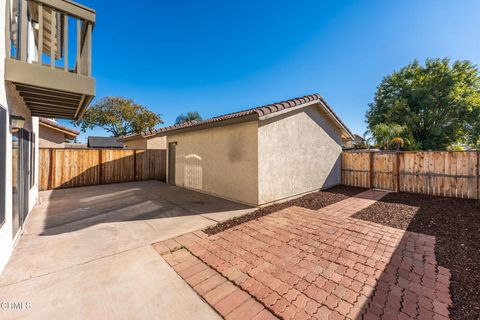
[76,19,82,74]
[63,14,68,71]
[5,0,11,57]
[18,0,28,61]
[86,22,92,77]
[37,3,43,64]
[50,8,55,68]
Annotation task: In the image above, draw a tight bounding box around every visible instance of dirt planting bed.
[352,192,480,320]
[204,185,366,235]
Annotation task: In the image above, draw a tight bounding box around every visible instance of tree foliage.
[366,58,480,150]
[175,111,202,125]
[366,123,410,150]
[73,97,163,137]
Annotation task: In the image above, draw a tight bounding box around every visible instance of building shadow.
[36,180,252,236]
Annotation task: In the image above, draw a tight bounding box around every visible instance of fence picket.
[342,150,479,199]
[39,148,166,190]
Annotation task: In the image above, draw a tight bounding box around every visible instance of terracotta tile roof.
[122,93,352,139]
[39,118,80,138]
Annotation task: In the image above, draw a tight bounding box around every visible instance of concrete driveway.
[0,181,254,320]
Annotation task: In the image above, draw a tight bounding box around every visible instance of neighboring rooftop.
[122,93,353,140]
[87,136,124,149]
[39,118,80,140]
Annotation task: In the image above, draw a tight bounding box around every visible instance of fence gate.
[372,152,398,191]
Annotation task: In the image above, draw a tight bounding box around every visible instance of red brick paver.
[153,190,451,320]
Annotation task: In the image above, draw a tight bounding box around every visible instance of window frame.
[30,131,35,188]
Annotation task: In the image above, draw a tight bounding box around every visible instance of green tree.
[366,123,410,150]
[175,111,202,125]
[366,58,480,150]
[73,97,163,137]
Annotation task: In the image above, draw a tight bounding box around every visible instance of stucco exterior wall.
[39,125,66,148]
[147,136,166,149]
[124,136,166,150]
[167,121,258,205]
[257,103,343,204]
[123,138,147,149]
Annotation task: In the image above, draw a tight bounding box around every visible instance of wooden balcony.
[5,0,95,120]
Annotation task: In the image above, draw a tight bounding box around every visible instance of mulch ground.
[204,185,366,235]
[352,192,480,320]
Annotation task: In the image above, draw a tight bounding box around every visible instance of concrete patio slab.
[0,246,221,320]
[0,181,253,319]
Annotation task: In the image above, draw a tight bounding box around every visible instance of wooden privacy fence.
[342,150,480,199]
[39,149,166,191]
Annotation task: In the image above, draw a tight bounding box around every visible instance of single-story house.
[118,131,166,149]
[343,134,366,149]
[150,93,353,206]
[39,118,79,148]
[87,136,124,149]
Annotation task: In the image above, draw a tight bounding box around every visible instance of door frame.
[11,127,30,239]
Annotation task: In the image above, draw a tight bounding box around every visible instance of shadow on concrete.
[37,180,253,236]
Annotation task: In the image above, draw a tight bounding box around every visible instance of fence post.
[133,150,137,181]
[48,149,55,190]
[477,151,479,200]
[98,150,103,185]
[369,151,375,189]
[396,152,401,192]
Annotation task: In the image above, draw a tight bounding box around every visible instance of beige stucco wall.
[257,103,343,204]
[39,125,66,148]
[124,136,166,149]
[123,138,147,149]
[167,121,258,205]
[147,136,166,149]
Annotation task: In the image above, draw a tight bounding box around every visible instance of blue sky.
[60,0,480,142]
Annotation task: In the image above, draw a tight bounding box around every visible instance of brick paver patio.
[153,190,451,319]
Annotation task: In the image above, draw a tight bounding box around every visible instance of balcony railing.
[5,0,96,120]
[7,0,94,75]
